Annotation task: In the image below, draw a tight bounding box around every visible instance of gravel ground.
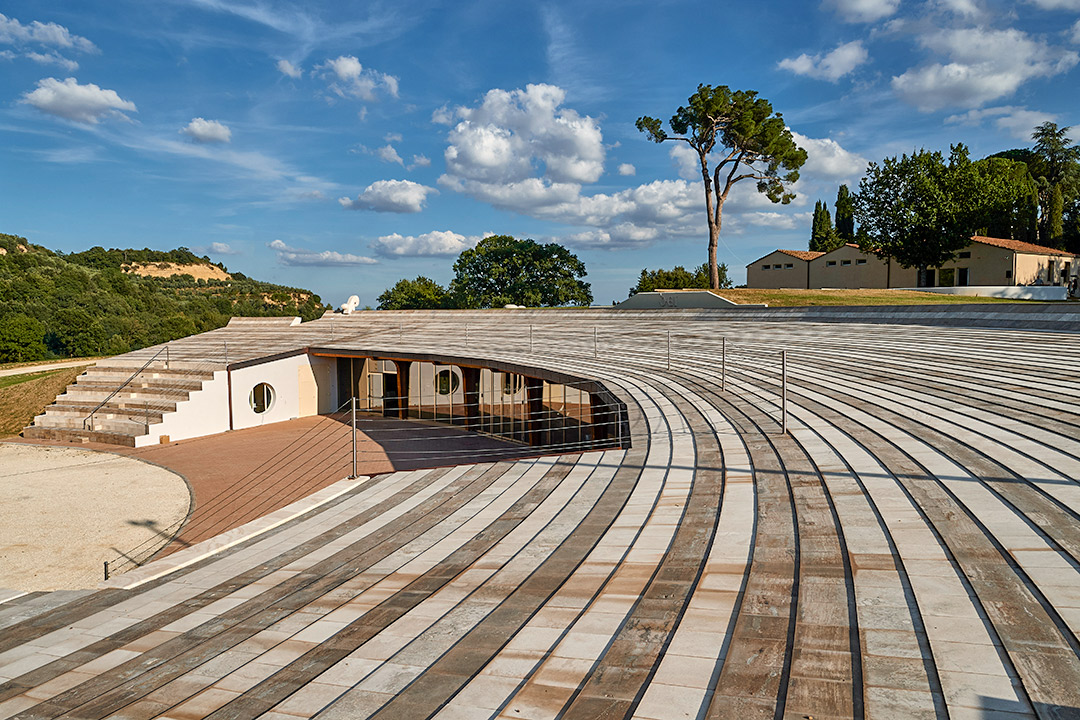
[0,443,191,592]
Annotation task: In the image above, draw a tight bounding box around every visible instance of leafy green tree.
[970,156,1040,240]
[377,277,451,310]
[853,146,978,286]
[628,263,729,297]
[835,184,855,241]
[449,235,591,308]
[636,85,807,289]
[0,314,48,362]
[1030,123,1079,246]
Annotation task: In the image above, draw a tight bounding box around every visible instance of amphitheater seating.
[3,306,1080,719]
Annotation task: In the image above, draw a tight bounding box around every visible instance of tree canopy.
[636,85,806,289]
[1029,122,1079,247]
[628,263,729,297]
[449,236,592,308]
[853,146,972,280]
[376,277,450,310]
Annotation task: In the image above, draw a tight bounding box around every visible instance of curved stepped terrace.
[3,306,1080,719]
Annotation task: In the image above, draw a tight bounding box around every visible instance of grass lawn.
[713,288,1048,307]
[0,365,87,438]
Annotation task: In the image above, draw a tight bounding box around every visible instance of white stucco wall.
[137,370,230,447]
[229,353,316,431]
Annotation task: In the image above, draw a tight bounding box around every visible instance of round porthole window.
[435,369,460,396]
[249,382,275,413]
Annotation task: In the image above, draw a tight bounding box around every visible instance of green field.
[716,288,1053,307]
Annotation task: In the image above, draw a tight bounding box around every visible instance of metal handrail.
[83,345,169,432]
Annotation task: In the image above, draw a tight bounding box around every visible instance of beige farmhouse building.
[747,236,1078,290]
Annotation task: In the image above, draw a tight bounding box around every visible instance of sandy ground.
[0,444,191,592]
[122,261,230,281]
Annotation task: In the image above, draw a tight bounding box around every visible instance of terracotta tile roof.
[776,249,825,261]
[972,236,1079,257]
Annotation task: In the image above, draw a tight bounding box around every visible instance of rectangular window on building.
[841,259,852,266]
[826,261,836,267]
[774,264,783,269]
[1005,270,1012,279]
[784,263,793,269]
[856,259,867,265]
[959,251,971,258]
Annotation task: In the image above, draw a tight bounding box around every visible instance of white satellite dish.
[339,295,360,314]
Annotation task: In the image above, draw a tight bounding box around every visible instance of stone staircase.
[22,362,216,447]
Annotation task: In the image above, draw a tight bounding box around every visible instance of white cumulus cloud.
[339,179,437,213]
[618,163,636,176]
[180,117,232,144]
[376,144,403,165]
[778,40,869,81]
[1025,0,1080,8]
[208,242,239,255]
[22,50,78,71]
[1072,19,1080,44]
[318,55,398,101]
[0,13,96,52]
[442,83,605,187]
[21,77,136,124]
[268,239,376,266]
[945,105,1059,139]
[276,59,302,78]
[371,230,483,257]
[823,0,900,22]
[892,27,1078,111]
[789,132,868,181]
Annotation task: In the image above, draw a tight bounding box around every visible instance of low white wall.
[138,370,230,447]
[902,285,1067,301]
[618,291,767,309]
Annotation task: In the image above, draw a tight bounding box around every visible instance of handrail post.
[350,396,357,479]
[781,350,788,436]
[165,345,170,369]
[721,337,726,392]
[104,560,109,581]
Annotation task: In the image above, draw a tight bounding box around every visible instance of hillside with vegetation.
[0,233,327,362]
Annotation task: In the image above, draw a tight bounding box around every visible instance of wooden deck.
[2,307,1080,719]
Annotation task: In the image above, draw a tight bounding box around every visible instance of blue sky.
[2,0,1079,306]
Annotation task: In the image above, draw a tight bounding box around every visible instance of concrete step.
[21,425,139,447]
[41,404,168,425]
[82,366,215,383]
[72,377,206,393]
[31,413,150,435]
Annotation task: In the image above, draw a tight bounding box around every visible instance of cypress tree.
[810,200,839,252]
[835,184,855,240]
[1050,185,1065,246]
